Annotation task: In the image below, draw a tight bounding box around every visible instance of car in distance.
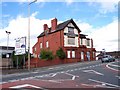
[101,55,115,63]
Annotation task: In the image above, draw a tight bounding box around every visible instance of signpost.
[15,37,26,69]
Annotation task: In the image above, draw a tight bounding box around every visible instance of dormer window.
[68,27,74,34]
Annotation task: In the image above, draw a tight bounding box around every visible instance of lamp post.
[28,0,37,71]
[5,31,11,68]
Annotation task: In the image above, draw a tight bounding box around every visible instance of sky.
[0,0,119,53]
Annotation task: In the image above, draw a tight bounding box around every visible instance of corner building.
[32,18,96,65]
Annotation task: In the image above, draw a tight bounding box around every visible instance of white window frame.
[87,39,90,46]
[81,52,84,60]
[93,52,95,58]
[34,47,36,52]
[68,37,75,45]
[80,39,83,45]
[67,51,71,58]
[46,41,49,48]
[40,42,42,48]
[68,27,74,34]
[72,51,75,58]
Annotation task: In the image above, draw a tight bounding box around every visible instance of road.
[1,59,120,89]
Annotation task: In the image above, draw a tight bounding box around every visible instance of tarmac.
[1,62,81,75]
[1,60,104,75]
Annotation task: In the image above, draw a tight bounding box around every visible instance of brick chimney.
[43,24,48,31]
[51,18,57,31]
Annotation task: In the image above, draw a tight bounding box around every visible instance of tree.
[56,47,66,59]
[39,49,54,60]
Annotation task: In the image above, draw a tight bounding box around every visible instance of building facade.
[0,46,15,68]
[32,18,96,64]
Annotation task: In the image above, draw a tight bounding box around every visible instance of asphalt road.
[1,59,120,89]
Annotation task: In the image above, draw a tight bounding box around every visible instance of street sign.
[15,37,26,55]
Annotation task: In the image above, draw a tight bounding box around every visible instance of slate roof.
[37,19,81,38]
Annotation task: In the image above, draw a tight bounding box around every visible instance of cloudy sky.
[0,0,119,53]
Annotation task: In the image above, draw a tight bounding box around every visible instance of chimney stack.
[43,24,48,31]
[51,18,57,31]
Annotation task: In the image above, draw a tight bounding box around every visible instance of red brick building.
[32,18,96,67]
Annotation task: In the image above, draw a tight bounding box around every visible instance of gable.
[37,19,81,38]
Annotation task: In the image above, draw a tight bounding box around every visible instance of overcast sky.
[0,0,119,53]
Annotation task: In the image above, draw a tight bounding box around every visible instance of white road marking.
[115,76,120,79]
[31,72,38,73]
[64,72,79,80]
[51,73,57,77]
[2,63,104,85]
[40,80,61,83]
[81,83,115,88]
[72,76,76,80]
[89,79,120,88]
[9,79,19,83]
[83,70,104,76]
[109,64,120,67]
[106,63,119,72]
[0,82,7,84]
[9,84,42,89]
[74,69,78,71]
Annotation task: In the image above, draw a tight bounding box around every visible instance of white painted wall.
[64,36,79,47]
[64,23,79,47]
[64,27,68,33]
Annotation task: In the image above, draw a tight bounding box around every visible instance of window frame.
[40,42,42,48]
[81,39,83,45]
[67,51,71,58]
[87,39,90,46]
[72,50,75,58]
[46,41,49,48]
[68,27,74,34]
[68,37,75,45]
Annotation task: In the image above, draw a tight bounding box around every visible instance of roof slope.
[37,19,81,38]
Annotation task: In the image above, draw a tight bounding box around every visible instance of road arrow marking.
[83,70,104,76]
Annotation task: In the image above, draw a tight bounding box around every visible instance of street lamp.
[5,31,11,68]
[28,0,37,70]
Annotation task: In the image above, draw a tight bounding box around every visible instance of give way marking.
[9,84,47,89]
[83,70,104,76]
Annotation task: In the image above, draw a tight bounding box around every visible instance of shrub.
[39,49,54,60]
[56,47,66,59]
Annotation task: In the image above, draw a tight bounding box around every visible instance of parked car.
[101,55,115,63]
